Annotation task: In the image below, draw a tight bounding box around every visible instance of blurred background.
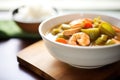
[0,0,120,10]
[0,0,120,80]
[0,0,120,19]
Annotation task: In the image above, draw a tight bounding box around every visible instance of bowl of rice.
[12,4,58,33]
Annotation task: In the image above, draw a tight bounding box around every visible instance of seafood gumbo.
[46,17,120,46]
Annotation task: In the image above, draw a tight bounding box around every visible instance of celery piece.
[57,33,68,39]
[105,39,115,45]
[51,28,61,35]
[93,16,101,28]
[60,24,71,30]
[95,34,108,45]
[93,16,101,23]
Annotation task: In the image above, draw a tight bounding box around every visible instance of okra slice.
[51,28,62,35]
[95,34,108,45]
[105,39,115,45]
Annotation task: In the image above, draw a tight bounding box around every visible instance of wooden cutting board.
[17,40,120,80]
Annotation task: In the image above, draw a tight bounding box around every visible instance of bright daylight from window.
[0,0,120,11]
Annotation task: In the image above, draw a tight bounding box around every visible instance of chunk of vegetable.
[51,28,62,35]
[56,38,67,44]
[95,34,108,45]
[100,22,115,37]
[83,19,93,29]
[60,24,71,30]
[93,16,101,28]
[105,39,115,45]
[57,33,68,39]
[81,28,100,41]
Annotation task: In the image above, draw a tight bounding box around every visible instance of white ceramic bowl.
[39,13,120,69]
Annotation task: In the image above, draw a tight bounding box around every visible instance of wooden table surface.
[0,38,44,80]
[1,38,120,80]
[17,40,120,80]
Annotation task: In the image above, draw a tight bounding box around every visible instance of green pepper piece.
[100,22,115,37]
[81,28,100,41]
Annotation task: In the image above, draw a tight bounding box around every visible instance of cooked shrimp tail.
[112,26,120,32]
[68,32,90,46]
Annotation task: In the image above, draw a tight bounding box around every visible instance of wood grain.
[17,40,120,80]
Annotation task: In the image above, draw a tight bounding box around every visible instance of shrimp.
[69,18,93,29]
[112,26,120,32]
[63,27,81,37]
[69,19,83,28]
[68,32,90,46]
[114,32,120,40]
[113,26,120,40]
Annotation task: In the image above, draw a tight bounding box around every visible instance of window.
[0,0,120,11]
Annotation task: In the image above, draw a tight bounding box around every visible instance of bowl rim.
[39,12,120,49]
